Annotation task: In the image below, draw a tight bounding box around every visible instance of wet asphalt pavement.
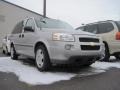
[0,50,120,90]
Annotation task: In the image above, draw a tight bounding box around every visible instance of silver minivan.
[10,17,104,71]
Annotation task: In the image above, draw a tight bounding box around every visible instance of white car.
[76,20,120,61]
[2,35,11,55]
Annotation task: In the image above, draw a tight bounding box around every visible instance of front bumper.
[48,41,105,64]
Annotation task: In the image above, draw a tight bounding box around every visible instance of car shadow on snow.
[15,55,120,74]
[17,56,95,73]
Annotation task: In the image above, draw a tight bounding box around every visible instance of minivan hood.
[41,28,97,36]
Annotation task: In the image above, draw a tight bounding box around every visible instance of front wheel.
[11,45,18,60]
[35,45,51,71]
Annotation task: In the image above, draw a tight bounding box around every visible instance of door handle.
[22,34,24,38]
[19,34,21,38]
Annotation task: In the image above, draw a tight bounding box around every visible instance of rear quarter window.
[12,21,23,34]
[115,21,120,31]
[98,22,114,34]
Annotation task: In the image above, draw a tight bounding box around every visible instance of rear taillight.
[116,32,120,40]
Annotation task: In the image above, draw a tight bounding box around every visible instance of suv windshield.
[35,18,74,30]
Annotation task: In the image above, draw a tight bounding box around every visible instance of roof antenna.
[43,0,46,18]
[82,23,85,26]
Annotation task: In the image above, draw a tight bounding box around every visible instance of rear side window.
[85,24,98,34]
[12,21,23,34]
[98,22,114,34]
[115,21,120,31]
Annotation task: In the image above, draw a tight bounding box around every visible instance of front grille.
[81,45,100,50]
[79,38,99,43]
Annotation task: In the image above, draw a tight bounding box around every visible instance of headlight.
[52,33,75,42]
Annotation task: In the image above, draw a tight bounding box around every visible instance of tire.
[11,45,18,60]
[101,43,110,62]
[2,50,5,54]
[35,45,51,71]
[114,53,120,60]
[5,47,10,55]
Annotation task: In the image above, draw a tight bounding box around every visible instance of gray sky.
[7,0,120,28]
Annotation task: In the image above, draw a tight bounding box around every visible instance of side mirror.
[24,26,34,32]
[41,20,46,24]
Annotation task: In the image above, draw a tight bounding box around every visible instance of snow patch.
[0,57,120,85]
[0,57,75,85]
[91,61,120,70]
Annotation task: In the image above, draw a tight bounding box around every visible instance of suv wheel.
[114,53,120,60]
[101,43,110,62]
[5,47,9,55]
[2,50,5,54]
[11,45,18,60]
[35,45,51,71]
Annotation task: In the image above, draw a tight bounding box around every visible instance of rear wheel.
[11,45,18,60]
[2,50,5,54]
[114,53,120,60]
[35,45,51,71]
[5,47,10,55]
[101,43,110,62]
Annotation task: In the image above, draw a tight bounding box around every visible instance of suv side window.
[12,21,23,34]
[98,22,114,34]
[24,19,35,33]
[85,24,98,34]
[115,21,120,31]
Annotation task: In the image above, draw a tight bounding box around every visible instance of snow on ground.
[0,57,119,85]
[91,56,120,70]
[92,61,120,70]
[0,57,75,85]
[76,57,120,77]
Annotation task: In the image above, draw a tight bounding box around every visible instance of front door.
[11,21,24,54]
[21,18,36,57]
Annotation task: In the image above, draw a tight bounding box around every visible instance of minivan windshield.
[35,18,74,30]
